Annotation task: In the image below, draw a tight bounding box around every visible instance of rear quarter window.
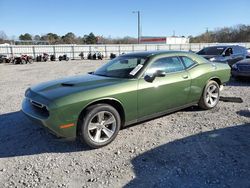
[180,56,197,69]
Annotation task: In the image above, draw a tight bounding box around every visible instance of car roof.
[204,45,242,49]
[120,50,192,58]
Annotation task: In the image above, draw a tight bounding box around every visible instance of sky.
[0,0,250,39]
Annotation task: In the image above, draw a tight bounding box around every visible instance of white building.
[140,36,189,44]
[0,43,10,46]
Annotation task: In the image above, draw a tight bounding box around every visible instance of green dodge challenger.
[22,51,230,148]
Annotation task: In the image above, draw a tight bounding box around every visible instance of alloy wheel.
[87,111,117,143]
[205,84,219,107]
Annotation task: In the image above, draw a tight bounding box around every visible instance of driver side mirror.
[154,70,166,77]
[144,70,166,83]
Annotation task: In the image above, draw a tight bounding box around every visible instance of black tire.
[79,104,121,148]
[198,80,220,110]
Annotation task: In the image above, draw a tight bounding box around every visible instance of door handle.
[182,75,188,79]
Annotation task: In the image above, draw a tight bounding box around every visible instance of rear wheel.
[79,104,121,148]
[198,81,220,110]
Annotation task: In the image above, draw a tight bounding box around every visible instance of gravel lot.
[0,60,249,188]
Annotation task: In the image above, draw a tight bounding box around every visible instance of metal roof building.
[140,36,190,44]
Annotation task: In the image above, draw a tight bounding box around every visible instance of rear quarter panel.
[187,62,230,103]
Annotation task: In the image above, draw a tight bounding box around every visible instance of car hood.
[30,73,125,100]
[236,59,250,65]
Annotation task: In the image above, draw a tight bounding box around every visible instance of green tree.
[61,32,76,44]
[33,35,41,41]
[41,33,60,44]
[0,31,8,44]
[19,33,32,40]
[190,24,250,43]
[85,32,98,44]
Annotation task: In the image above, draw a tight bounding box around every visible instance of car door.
[227,46,244,66]
[137,56,191,119]
[231,46,240,64]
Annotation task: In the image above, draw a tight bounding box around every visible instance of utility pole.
[205,27,209,43]
[132,11,141,44]
[205,27,209,33]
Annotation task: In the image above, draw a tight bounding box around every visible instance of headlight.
[209,57,216,61]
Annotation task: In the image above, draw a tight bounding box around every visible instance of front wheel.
[198,81,220,110]
[79,104,121,148]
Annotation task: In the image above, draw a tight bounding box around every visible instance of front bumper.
[22,97,77,139]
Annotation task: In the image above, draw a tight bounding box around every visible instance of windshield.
[197,47,226,55]
[93,56,147,78]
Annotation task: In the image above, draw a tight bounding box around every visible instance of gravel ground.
[0,60,249,188]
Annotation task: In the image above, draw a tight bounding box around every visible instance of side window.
[146,57,184,76]
[180,56,196,69]
[225,47,233,55]
[239,46,247,54]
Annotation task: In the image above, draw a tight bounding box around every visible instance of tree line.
[18,32,137,44]
[19,32,98,44]
[190,24,250,43]
[1,24,250,44]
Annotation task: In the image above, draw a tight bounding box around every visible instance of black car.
[197,45,248,67]
[231,59,250,79]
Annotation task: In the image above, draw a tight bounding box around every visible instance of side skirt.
[124,102,197,127]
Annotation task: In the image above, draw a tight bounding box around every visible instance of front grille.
[30,100,49,118]
[238,65,250,72]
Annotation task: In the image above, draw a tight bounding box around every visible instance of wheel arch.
[208,77,222,86]
[198,76,222,101]
[77,98,126,136]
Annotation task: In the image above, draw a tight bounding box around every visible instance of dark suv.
[197,45,248,67]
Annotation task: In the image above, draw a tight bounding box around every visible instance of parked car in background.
[246,48,250,58]
[231,59,250,79]
[197,45,248,67]
[22,51,230,148]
